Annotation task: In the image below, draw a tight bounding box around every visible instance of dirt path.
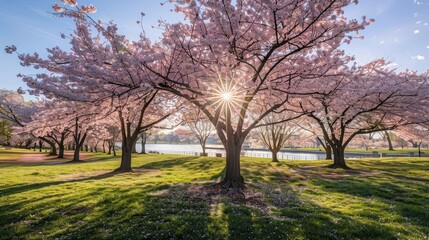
[17,152,94,163]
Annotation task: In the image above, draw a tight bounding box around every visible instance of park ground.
[0,148,428,239]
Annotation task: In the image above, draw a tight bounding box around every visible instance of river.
[135,144,325,160]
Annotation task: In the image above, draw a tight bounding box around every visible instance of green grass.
[0,149,428,239]
[0,148,35,161]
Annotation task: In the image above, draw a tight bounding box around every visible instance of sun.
[221,92,232,102]
[205,70,245,113]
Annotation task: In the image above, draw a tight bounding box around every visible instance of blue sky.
[1,0,428,96]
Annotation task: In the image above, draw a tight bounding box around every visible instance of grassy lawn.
[0,149,428,239]
[0,148,40,161]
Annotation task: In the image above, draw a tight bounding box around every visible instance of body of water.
[134,144,325,160]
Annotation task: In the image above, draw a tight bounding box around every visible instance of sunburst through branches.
[207,74,244,113]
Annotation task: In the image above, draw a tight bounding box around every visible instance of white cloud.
[414,12,422,18]
[414,29,420,34]
[414,0,423,5]
[376,0,393,15]
[426,45,429,48]
[412,55,425,60]
[379,41,385,44]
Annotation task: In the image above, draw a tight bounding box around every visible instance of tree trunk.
[219,140,245,189]
[140,136,146,154]
[418,143,422,157]
[329,146,349,169]
[38,140,43,152]
[58,144,65,159]
[73,146,80,161]
[132,141,137,153]
[49,142,57,156]
[385,131,394,151]
[271,149,279,162]
[325,145,332,160]
[118,136,133,172]
[57,133,66,159]
[199,138,207,156]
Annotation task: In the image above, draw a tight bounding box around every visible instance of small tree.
[185,109,215,156]
[257,114,298,162]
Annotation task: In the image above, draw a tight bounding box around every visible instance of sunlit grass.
[0,149,428,239]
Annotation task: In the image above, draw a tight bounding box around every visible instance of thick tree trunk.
[38,140,43,152]
[73,147,80,161]
[49,142,57,156]
[219,140,245,189]
[117,136,133,172]
[58,144,65,159]
[271,150,279,162]
[329,146,349,169]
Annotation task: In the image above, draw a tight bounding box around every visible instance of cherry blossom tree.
[0,120,12,145]
[184,109,215,156]
[299,60,429,168]
[142,0,372,188]
[298,119,332,159]
[10,4,175,171]
[0,89,34,127]
[397,124,429,157]
[257,114,299,162]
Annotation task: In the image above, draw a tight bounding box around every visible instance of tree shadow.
[312,176,429,231]
[0,171,120,197]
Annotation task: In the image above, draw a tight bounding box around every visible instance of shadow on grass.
[0,171,120,197]
[312,176,429,231]
[1,156,427,239]
[137,156,201,169]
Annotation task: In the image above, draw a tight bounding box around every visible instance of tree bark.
[329,145,349,169]
[385,131,394,151]
[118,136,133,172]
[117,121,134,172]
[325,145,332,160]
[219,138,245,189]
[58,144,65,159]
[271,149,279,162]
[132,141,137,153]
[40,137,57,156]
[38,140,43,152]
[199,138,207,156]
[140,134,147,154]
[72,133,87,162]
